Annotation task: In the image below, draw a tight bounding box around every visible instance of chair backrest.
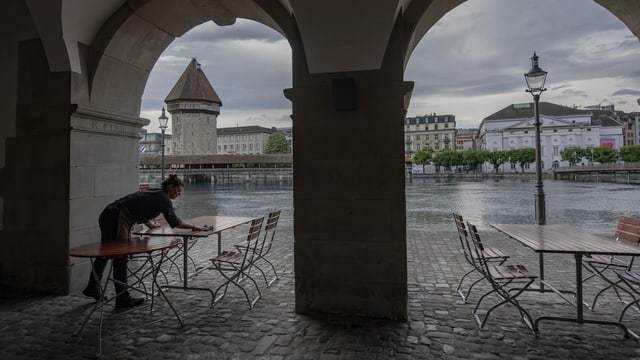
[260,209,281,256]
[240,216,265,266]
[615,216,640,245]
[466,221,490,273]
[452,212,468,249]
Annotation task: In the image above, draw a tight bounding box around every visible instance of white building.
[217,126,278,154]
[479,102,623,171]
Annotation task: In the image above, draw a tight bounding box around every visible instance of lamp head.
[158,107,169,130]
[524,52,548,94]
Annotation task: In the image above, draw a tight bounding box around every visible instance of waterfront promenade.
[2,225,640,359]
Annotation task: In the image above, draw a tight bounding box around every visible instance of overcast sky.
[141,0,640,133]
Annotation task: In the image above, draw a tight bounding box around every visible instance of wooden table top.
[135,215,256,237]
[69,236,181,258]
[492,224,640,255]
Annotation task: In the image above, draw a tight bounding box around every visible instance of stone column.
[289,20,412,320]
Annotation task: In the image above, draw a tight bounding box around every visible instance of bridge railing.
[553,162,640,173]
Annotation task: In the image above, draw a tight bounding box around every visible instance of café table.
[134,215,254,295]
[492,223,640,338]
[69,236,183,355]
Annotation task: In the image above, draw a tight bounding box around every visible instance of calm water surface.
[173,179,640,236]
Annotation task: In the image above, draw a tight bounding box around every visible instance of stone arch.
[84,0,292,118]
[2,0,640,320]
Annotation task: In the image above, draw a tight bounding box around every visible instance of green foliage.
[508,148,536,172]
[413,148,433,165]
[592,146,618,163]
[619,145,640,162]
[264,132,290,154]
[461,150,486,173]
[433,151,463,172]
[485,150,510,173]
[560,146,582,166]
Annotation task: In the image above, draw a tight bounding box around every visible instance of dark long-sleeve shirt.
[111,189,182,227]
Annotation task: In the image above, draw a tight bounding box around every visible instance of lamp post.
[158,107,169,180]
[524,52,548,225]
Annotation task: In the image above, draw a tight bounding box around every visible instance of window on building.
[435,124,439,130]
[553,146,559,156]
[445,123,449,128]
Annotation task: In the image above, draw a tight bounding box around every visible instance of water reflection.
[174,178,640,236]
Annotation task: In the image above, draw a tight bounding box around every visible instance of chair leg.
[261,258,279,286]
[619,298,640,322]
[462,276,486,303]
[211,265,262,308]
[456,267,477,300]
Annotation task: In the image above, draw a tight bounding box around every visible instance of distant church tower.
[165,58,222,155]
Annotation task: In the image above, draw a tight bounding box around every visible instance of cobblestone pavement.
[2,225,640,359]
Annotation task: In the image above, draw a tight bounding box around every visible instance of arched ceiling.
[21,0,640,75]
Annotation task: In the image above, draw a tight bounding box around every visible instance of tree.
[485,150,509,173]
[560,146,582,166]
[461,149,485,173]
[592,146,618,164]
[619,145,640,162]
[433,151,463,172]
[264,132,290,154]
[509,148,535,172]
[413,148,433,173]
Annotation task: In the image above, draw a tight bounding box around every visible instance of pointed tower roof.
[165,58,222,105]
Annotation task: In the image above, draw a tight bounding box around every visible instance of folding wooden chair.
[209,217,264,308]
[453,213,509,303]
[237,209,281,287]
[466,221,537,332]
[583,215,640,309]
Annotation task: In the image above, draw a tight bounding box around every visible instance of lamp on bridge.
[158,107,169,180]
[524,52,548,225]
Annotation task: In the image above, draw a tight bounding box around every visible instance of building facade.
[404,113,456,158]
[479,102,623,171]
[139,129,171,155]
[455,128,478,151]
[165,58,222,155]
[217,126,278,154]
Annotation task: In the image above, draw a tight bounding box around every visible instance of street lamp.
[524,52,548,225]
[158,107,169,179]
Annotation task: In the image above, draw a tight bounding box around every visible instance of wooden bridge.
[139,153,293,183]
[552,162,640,183]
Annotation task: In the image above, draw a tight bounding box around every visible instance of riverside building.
[404,113,456,157]
[479,102,624,171]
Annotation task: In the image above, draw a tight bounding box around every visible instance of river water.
[172,178,640,236]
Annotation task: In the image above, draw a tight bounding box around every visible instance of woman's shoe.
[82,286,104,301]
[115,296,145,309]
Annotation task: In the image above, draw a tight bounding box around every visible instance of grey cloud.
[612,89,640,96]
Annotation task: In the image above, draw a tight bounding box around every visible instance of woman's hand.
[145,221,161,229]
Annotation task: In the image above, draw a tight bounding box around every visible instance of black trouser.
[86,206,132,299]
